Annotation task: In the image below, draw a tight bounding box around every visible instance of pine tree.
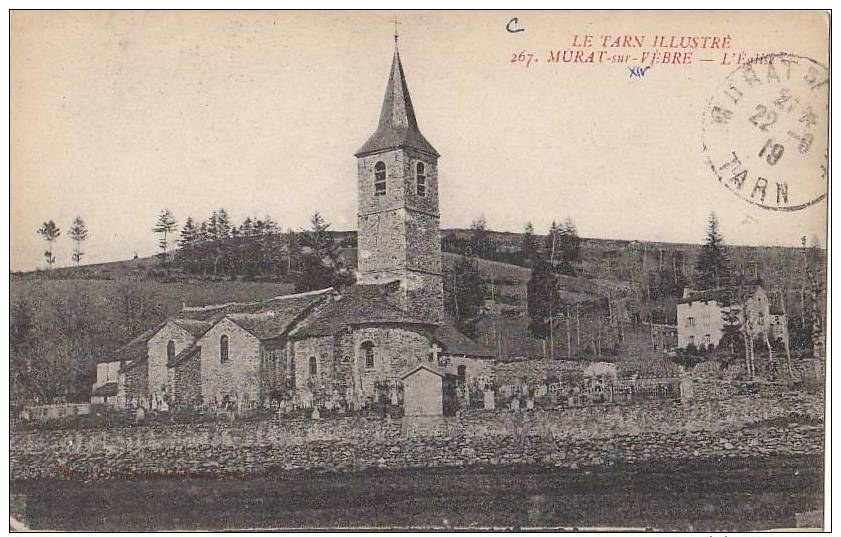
[216,208,232,239]
[694,212,731,290]
[295,212,350,292]
[469,215,489,258]
[178,217,196,248]
[37,220,61,270]
[67,216,89,267]
[240,217,255,237]
[301,212,331,256]
[560,216,581,264]
[152,209,177,265]
[544,221,560,261]
[527,257,558,340]
[263,215,280,236]
[444,255,484,337]
[521,222,538,265]
[176,217,198,272]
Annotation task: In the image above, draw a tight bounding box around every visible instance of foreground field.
[12,455,823,531]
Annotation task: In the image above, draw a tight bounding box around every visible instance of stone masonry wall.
[172,351,202,408]
[198,319,261,405]
[348,326,431,400]
[147,323,195,399]
[11,392,823,482]
[291,336,336,402]
[120,363,148,408]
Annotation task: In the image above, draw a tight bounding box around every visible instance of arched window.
[289,355,296,387]
[374,161,387,196]
[220,335,229,363]
[309,356,318,376]
[361,341,375,369]
[167,341,175,363]
[416,162,426,197]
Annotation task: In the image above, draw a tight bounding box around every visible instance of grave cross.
[429,343,442,363]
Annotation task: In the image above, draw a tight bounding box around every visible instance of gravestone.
[680,377,694,400]
[311,407,321,420]
[538,384,548,397]
[483,390,495,410]
[510,398,520,411]
[526,398,535,410]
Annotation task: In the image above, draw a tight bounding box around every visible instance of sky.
[11,11,829,271]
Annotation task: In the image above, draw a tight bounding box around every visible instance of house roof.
[678,283,763,305]
[116,323,166,372]
[91,382,118,397]
[168,344,200,368]
[177,288,332,323]
[433,324,495,358]
[290,284,433,339]
[171,318,213,338]
[119,289,332,373]
[678,288,731,305]
[355,47,439,158]
[225,305,320,341]
[400,364,444,380]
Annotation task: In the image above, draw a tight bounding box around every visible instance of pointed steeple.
[355,46,439,158]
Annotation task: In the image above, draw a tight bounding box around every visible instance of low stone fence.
[11,391,823,482]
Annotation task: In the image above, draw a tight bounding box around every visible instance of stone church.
[102,42,494,416]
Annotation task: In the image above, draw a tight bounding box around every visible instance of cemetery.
[10,368,824,482]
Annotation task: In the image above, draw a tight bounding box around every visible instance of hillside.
[11,226,824,402]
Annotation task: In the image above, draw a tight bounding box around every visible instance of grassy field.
[12,456,823,531]
[11,278,296,316]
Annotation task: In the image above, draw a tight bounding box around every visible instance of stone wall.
[172,351,201,408]
[11,392,823,482]
[291,335,336,401]
[198,318,261,405]
[120,362,148,407]
[493,359,585,386]
[356,147,443,325]
[148,322,195,399]
[346,326,431,401]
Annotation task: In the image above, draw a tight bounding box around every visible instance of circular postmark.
[702,53,828,211]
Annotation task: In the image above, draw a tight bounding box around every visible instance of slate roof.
[433,324,495,358]
[177,288,332,323]
[290,284,433,339]
[677,288,732,305]
[169,344,200,368]
[171,318,213,338]
[678,282,763,305]
[355,47,439,158]
[226,305,320,341]
[91,382,118,397]
[118,289,332,372]
[116,323,166,372]
[400,364,444,380]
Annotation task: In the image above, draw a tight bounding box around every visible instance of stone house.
[105,41,494,414]
[90,358,122,405]
[676,283,781,350]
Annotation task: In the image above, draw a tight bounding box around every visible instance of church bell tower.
[355,39,443,324]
